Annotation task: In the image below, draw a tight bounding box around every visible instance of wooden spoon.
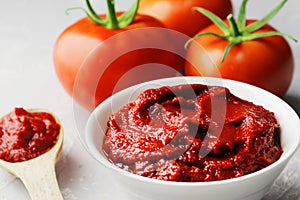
[0,109,64,200]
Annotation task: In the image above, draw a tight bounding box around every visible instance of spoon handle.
[0,108,64,200]
[13,153,64,200]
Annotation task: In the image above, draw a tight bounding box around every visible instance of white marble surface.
[0,0,299,199]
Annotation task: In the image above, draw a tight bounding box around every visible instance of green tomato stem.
[236,0,248,31]
[85,0,107,25]
[245,0,287,33]
[66,0,139,29]
[192,7,231,36]
[117,0,140,28]
[86,0,99,18]
[187,0,297,67]
[227,14,240,37]
[106,0,119,29]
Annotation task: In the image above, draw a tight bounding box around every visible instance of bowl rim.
[85,76,300,187]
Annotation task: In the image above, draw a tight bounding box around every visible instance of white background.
[0,0,299,199]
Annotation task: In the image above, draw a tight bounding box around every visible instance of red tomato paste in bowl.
[0,107,61,163]
[102,84,283,182]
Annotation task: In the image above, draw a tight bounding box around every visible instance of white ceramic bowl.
[85,77,300,200]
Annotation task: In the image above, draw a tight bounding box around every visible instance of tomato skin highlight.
[53,14,185,110]
[185,20,294,97]
[138,0,233,37]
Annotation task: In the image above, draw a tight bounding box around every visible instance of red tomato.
[138,0,233,37]
[185,20,294,97]
[53,14,185,111]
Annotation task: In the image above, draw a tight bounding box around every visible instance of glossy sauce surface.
[103,84,283,182]
[0,108,61,163]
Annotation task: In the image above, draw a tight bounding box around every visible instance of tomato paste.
[0,108,61,163]
[103,84,283,182]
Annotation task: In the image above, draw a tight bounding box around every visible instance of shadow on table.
[283,94,300,116]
